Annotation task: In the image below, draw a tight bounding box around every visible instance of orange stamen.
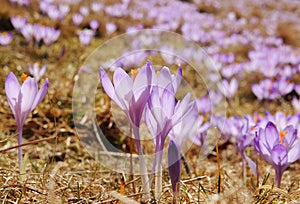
[130,69,139,80]
[279,130,288,144]
[21,73,28,82]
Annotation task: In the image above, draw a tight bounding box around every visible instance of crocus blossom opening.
[5,72,49,169]
[254,122,300,187]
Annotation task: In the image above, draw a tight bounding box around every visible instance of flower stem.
[18,127,23,170]
[132,125,150,199]
[155,149,163,201]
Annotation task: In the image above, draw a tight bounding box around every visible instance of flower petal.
[5,72,21,115]
[287,139,300,163]
[265,122,279,149]
[168,140,181,193]
[31,78,49,111]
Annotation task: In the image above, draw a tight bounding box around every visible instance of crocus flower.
[10,16,27,31]
[252,79,278,100]
[100,62,154,198]
[79,29,94,46]
[43,27,60,45]
[218,78,238,99]
[0,32,13,46]
[91,2,103,12]
[145,87,195,199]
[28,63,47,82]
[89,20,99,30]
[79,6,89,16]
[47,5,60,20]
[72,13,84,26]
[106,22,117,35]
[5,72,49,169]
[254,122,300,187]
[20,24,33,42]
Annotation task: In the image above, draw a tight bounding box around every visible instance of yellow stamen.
[130,69,139,80]
[279,130,288,144]
[21,73,28,82]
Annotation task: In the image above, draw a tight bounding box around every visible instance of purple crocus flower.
[89,20,99,30]
[168,140,180,195]
[195,95,211,115]
[5,72,49,169]
[91,2,103,12]
[254,122,300,187]
[79,6,89,16]
[10,16,27,31]
[106,22,117,35]
[72,13,84,26]
[28,63,47,82]
[79,29,94,46]
[20,24,33,42]
[32,24,45,43]
[43,27,60,45]
[0,32,13,46]
[145,88,195,199]
[100,62,154,198]
[218,78,238,99]
[47,5,60,20]
[252,79,278,100]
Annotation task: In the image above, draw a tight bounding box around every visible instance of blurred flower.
[294,84,300,96]
[28,63,47,82]
[218,78,238,99]
[79,6,89,16]
[32,24,45,43]
[5,72,49,169]
[254,122,300,187]
[72,13,84,26]
[79,29,94,46]
[91,2,103,12]
[292,97,300,112]
[39,0,50,14]
[58,4,70,18]
[20,24,34,42]
[252,79,277,100]
[0,32,13,46]
[106,22,117,35]
[10,16,27,31]
[43,27,60,45]
[9,0,29,6]
[89,20,99,30]
[195,95,211,115]
[47,5,60,20]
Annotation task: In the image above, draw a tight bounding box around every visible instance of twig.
[0,136,57,153]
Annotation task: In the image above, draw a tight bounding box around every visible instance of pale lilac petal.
[132,62,152,100]
[287,139,300,163]
[265,122,279,149]
[162,88,175,118]
[99,68,116,100]
[172,65,182,92]
[245,155,257,175]
[20,77,37,113]
[31,78,49,110]
[271,144,288,166]
[5,72,21,114]
[157,66,172,90]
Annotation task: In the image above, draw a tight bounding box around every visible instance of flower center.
[279,130,288,144]
[130,69,139,80]
[21,73,28,82]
